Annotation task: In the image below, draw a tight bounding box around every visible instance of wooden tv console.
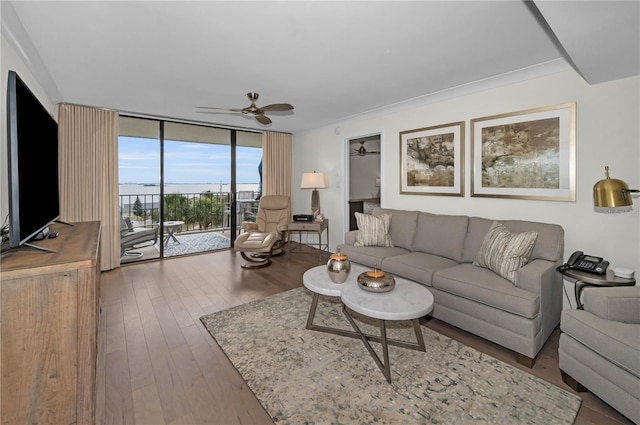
[1,221,101,424]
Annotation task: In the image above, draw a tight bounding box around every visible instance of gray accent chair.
[559,286,640,424]
[120,216,159,259]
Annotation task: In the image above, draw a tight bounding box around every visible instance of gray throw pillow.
[354,212,394,247]
[473,221,537,285]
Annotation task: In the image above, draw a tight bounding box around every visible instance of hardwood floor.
[97,246,632,425]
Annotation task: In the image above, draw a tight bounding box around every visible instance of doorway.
[347,134,381,231]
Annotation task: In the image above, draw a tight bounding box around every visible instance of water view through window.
[118,116,262,263]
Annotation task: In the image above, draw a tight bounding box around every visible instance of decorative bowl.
[357,270,395,293]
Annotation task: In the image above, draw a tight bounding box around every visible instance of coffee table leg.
[305,293,362,339]
[305,292,320,330]
[380,320,391,383]
[412,318,426,351]
[341,306,393,382]
[341,306,427,384]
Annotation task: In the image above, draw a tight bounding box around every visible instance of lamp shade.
[593,166,634,213]
[301,172,328,189]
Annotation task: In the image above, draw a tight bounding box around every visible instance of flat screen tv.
[6,70,60,249]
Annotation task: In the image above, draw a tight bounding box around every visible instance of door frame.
[342,128,385,236]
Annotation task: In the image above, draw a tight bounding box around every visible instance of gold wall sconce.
[593,166,639,213]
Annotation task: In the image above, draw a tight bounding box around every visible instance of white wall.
[293,70,640,277]
[1,34,57,225]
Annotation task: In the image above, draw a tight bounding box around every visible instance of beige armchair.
[234,195,290,268]
[559,286,640,423]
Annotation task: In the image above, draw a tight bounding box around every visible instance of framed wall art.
[471,102,576,201]
[399,121,464,196]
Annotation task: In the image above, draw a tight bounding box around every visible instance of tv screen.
[6,70,60,248]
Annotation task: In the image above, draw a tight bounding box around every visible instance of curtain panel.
[262,131,292,220]
[58,104,120,271]
[262,131,292,197]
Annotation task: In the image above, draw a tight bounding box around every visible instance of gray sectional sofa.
[338,207,565,366]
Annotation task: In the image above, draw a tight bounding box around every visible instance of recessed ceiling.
[2,1,638,133]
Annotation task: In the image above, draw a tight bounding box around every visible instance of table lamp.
[301,171,328,215]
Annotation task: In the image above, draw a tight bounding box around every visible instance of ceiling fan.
[351,140,381,156]
[195,92,294,125]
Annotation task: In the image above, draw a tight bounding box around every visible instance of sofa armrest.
[583,286,640,324]
[344,230,358,245]
[516,259,557,293]
[516,258,563,332]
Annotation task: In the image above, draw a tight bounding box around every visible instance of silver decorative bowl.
[357,270,395,293]
[326,252,351,284]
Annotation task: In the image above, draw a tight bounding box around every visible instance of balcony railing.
[119,191,259,232]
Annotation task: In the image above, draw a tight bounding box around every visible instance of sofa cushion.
[354,212,393,247]
[411,212,469,262]
[463,217,563,263]
[372,208,419,249]
[380,252,459,287]
[473,221,538,285]
[338,245,410,270]
[433,264,540,319]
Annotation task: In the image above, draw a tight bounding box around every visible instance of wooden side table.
[286,219,329,261]
[558,267,636,309]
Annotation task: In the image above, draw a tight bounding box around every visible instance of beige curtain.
[58,104,120,271]
[262,131,292,197]
[262,131,292,222]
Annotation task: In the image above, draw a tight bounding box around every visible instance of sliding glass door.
[118,116,262,263]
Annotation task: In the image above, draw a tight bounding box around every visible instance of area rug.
[160,231,230,256]
[200,288,581,424]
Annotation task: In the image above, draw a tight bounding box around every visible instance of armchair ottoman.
[559,286,640,423]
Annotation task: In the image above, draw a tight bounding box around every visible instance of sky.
[118,136,262,184]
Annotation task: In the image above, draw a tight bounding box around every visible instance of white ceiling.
[2,1,638,134]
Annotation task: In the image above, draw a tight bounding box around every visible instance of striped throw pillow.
[473,221,538,285]
[354,212,394,247]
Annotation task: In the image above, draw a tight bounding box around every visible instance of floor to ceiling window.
[118,116,262,264]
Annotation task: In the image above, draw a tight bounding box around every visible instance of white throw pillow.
[473,221,537,285]
[354,212,394,247]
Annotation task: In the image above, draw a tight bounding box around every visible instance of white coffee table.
[302,263,434,383]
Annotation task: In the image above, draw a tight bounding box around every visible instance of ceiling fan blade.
[195,110,239,116]
[255,114,272,125]
[195,106,243,112]
[260,103,294,112]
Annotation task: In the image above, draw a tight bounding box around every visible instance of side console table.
[286,219,329,261]
[558,267,636,309]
